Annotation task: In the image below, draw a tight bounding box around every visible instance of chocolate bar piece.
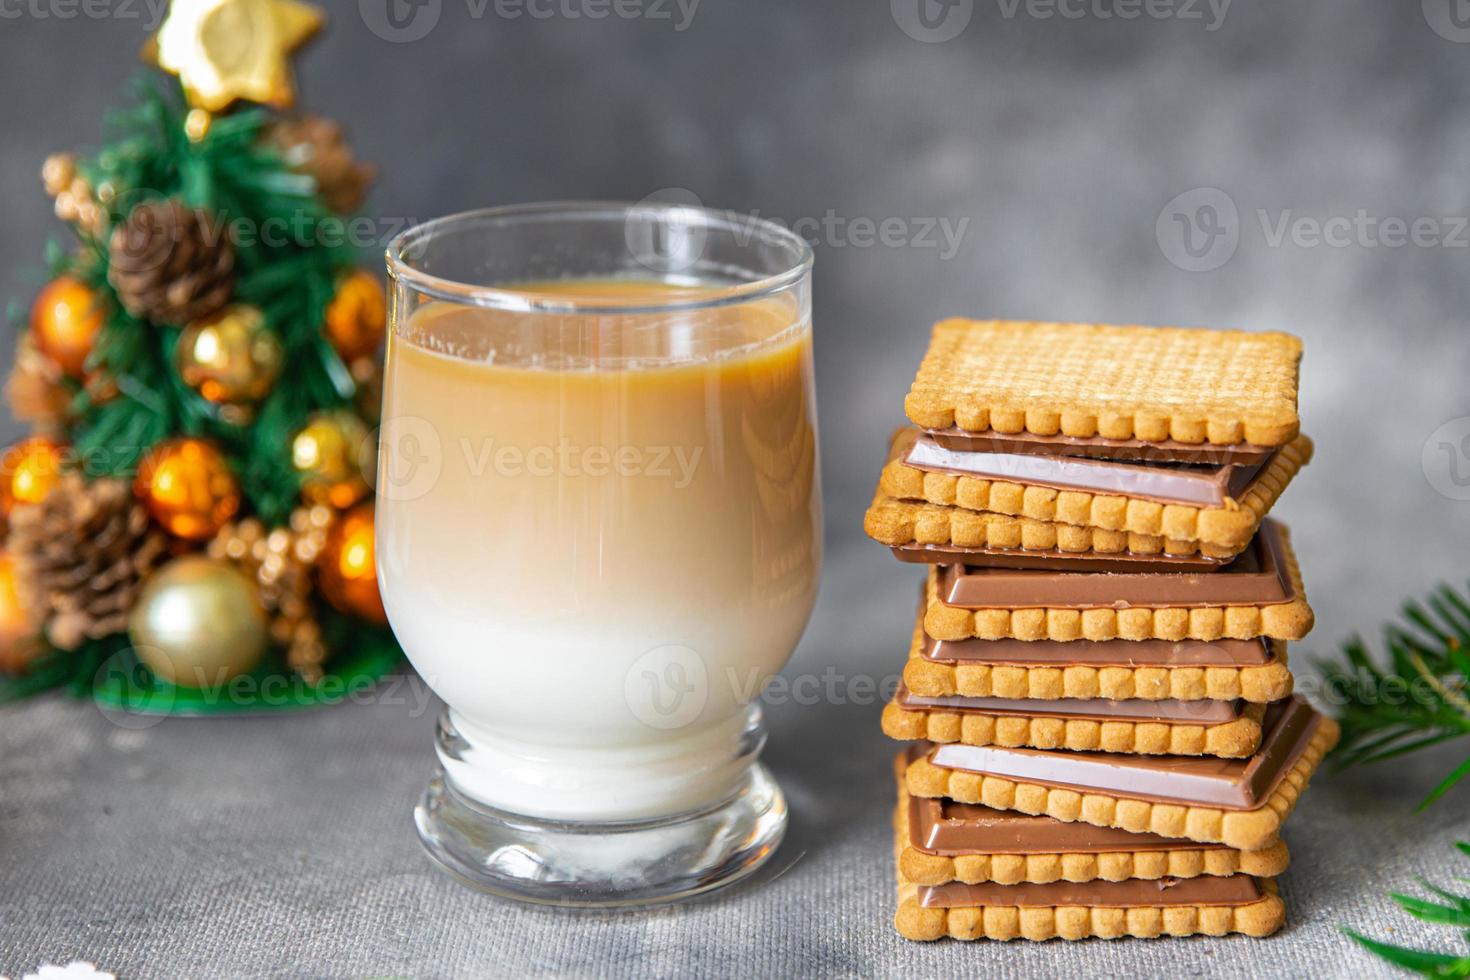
[918,875,1264,910]
[905,432,1268,507]
[921,631,1279,668]
[895,686,1244,724]
[893,542,1230,572]
[932,520,1294,609]
[907,792,1230,856]
[925,427,1277,466]
[928,697,1321,810]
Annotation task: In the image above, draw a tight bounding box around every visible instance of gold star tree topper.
[144,0,325,113]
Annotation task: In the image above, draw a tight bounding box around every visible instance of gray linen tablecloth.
[0,537,1462,978]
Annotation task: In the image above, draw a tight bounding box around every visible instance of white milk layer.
[386,586,802,821]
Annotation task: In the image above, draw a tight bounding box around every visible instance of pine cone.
[108,199,235,326]
[6,334,73,429]
[9,473,168,651]
[268,116,376,214]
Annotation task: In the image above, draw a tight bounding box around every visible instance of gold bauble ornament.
[324,269,387,362]
[291,410,372,508]
[128,555,269,687]
[317,501,385,624]
[143,0,325,113]
[175,304,283,424]
[30,276,105,379]
[134,437,241,540]
[0,551,43,675]
[0,436,66,518]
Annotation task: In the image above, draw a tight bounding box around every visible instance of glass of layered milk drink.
[380,203,820,905]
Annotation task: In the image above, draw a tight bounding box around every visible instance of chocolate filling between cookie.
[903,431,1269,507]
[904,781,1232,856]
[894,542,1234,572]
[923,426,1279,466]
[920,630,1280,668]
[894,683,1245,724]
[930,520,1295,608]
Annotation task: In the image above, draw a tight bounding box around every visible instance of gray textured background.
[3,1,1470,977]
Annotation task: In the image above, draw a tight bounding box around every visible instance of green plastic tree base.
[89,636,403,716]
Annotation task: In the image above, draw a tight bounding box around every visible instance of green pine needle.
[1344,929,1470,978]
[1316,582,1470,810]
[1422,756,1470,812]
[1392,894,1470,928]
[1346,845,1470,976]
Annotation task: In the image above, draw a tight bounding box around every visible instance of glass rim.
[385,201,814,314]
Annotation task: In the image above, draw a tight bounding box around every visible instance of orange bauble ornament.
[0,550,43,675]
[318,501,386,623]
[323,269,386,362]
[30,275,105,379]
[0,436,66,517]
[134,437,241,540]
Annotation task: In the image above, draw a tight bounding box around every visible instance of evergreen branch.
[1316,582,1470,810]
[1345,842,1470,976]
[1344,930,1470,978]
[1392,894,1470,929]
[1421,756,1470,813]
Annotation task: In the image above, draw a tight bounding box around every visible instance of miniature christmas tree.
[0,0,399,712]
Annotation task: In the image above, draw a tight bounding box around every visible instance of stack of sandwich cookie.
[865,319,1338,942]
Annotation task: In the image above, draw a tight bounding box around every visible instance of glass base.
[414,761,788,907]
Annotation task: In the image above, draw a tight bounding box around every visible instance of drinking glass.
[379,202,820,906]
